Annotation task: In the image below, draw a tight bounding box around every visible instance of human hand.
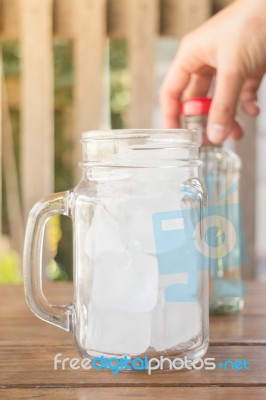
[160,0,266,143]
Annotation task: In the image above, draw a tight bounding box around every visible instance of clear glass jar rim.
[81,129,198,145]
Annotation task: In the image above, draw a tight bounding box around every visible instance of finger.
[160,40,204,128]
[240,76,263,117]
[160,63,191,128]
[242,102,260,117]
[207,69,244,144]
[230,119,244,140]
[183,68,214,99]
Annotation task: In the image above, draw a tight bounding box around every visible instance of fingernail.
[208,124,229,143]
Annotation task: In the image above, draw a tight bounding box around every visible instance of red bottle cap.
[180,97,212,116]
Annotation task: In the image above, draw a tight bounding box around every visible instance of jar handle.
[23,191,73,332]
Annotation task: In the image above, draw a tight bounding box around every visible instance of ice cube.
[85,187,181,259]
[151,289,201,351]
[92,251,158,313]
[123,190,181,255]
[84,204,126,259]
[86,303,151,356]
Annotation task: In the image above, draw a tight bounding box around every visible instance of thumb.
[207,70,244,143]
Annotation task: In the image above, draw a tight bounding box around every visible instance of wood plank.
[160,0,212,37]
[5,78,72,110]
[0,0,3,35]
[107,0,128,39]
[73,0,106,182]
[0,284,73,346]
[53,0,74,39]
[1,283,266,347]
[2,313,266,347]
[0,316,72,346]
[210,315,266,345]
[1,387,266,400]
[0,0,20,40]
[20,0,54,217]
[1,283,266,390]
[0,0,216,40]
[0,345,265,386]
[127,0,159,128]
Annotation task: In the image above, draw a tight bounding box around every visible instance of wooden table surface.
[1,282,266,399]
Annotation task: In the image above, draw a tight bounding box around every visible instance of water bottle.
[181,97,245,314]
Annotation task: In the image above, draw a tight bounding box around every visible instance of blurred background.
[0,0,264,284]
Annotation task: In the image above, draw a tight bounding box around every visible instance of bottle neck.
[181,115,222,147]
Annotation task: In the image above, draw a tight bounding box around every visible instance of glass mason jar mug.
[24,129,209,367]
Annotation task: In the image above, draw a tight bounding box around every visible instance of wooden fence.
[0,0,256,278]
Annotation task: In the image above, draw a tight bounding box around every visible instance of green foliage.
[110,40,130,128]
[0,248,22,284]
[53,40,73,108]
[1,39,129,282]
[0,42,20,77]
[0,41,21,236]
